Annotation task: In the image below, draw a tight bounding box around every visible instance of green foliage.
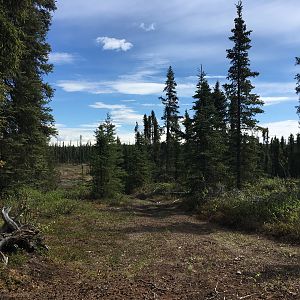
[0,0,56,192]
[63,183,91,200]
[200,178,300,241]
[91,114,126,199]
[1,187,77,223]
[190,68,228,191]
[224,1,264,188]
[296,57,300,119]
[160,66,181,180]
[123,143,151,194]
[49,142,94,165]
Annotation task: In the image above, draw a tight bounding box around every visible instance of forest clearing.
[0,165,299,300]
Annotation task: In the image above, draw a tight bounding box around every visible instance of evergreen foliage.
[296,57,300,119]
[160,66,181,180]
[91,115,125,198]
[224,1,263,188]
[0,0,56,192]
[190,68,228,194]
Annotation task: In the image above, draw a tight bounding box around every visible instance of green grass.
[199,178,300,242]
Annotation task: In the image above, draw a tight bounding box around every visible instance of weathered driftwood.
[0,207,47,265]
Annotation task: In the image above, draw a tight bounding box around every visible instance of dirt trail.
[1,200,299,299]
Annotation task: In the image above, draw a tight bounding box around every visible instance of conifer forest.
[0,1,299,299]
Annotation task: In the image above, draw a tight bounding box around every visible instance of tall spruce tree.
[149,111,161,179]
[182,110,194,184]
[160,66,180,179]
[91,114,125,198]
[296,57,300,120]
[0,1,56,191]
[191,68,227,192]
[224,1,263,188]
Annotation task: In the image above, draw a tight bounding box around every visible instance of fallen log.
[0,206,47,265]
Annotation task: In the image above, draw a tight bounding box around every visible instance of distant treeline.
[49,125,300,180]
[50,142,94,165]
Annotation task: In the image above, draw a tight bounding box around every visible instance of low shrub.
[135,182,185,200]
[199,178,300,242]
[0,187,78,224]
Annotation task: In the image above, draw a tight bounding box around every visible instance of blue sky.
[47,0,300,144]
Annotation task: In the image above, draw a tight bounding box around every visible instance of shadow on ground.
[98,201,217,236]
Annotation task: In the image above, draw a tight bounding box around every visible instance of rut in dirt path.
[1,200,299,300]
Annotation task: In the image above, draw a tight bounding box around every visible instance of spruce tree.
[160,66,180,179]
[191,68,227,193]
[149,111,161,179]
[143,114,151,144]
[287,134,297,177]
[0,1,57,191]
[182,110,194,184]
[296,57,300,120]
[91,114,125,198]
[224,1,263,188]
[150,110,160,145]
[212,81,228,131]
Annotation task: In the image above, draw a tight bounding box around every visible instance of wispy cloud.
[96,36,133,51]
[140,103,163,107]
[113,82,164,95]
[89,101,143,126]
[255,82,296,96]
[261,96,297,106]
[89,102,126,109]
[57,80,163,95]
[205,75,227,79]
[140,22,156,32]
[57,80,114,94]
[49,52,76,64]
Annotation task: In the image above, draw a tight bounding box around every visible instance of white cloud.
[49,52,76,64]
[89,101,143,126]
[89,102,126,109]
[113,82,163,95]
[51,123,135,145]
[255,82,296,96]
[205,75,227,79]
[51,124,95,145]
[57,80,164,95]
[261,96,297,106]
[260,120,299,139]
[96,36,133,51]
[57,80,114,94]
[121,99,136,102]
[111,108,143,125]
[140,22,156,32]
[140,103,163,107]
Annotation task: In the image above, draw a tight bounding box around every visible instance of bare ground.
[0,198,299,300]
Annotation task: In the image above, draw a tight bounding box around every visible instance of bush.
[135,182,184,200]
[62,183,91,200]
[199,178,300,242]
[0,187,78,224]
